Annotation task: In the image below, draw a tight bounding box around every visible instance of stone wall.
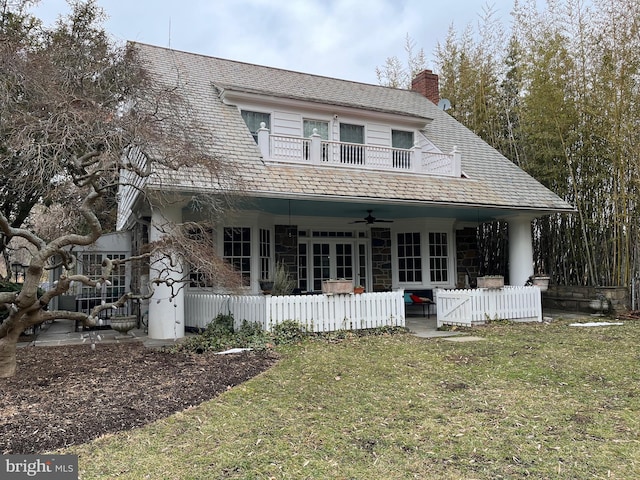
[542,285,630,314]
[371,227,392,291]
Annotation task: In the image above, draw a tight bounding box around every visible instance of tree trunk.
[0,330,21,378]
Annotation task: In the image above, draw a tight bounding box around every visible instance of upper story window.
[392,130,414,169]
[303,119,329,161]
[340,123,364,164]
[392,130,414,149]
[303,119,329,139]
[241,110,270,143]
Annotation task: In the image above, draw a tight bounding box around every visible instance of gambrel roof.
[133,42,573,215]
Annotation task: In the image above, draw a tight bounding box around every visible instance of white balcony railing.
[257,125,461,177]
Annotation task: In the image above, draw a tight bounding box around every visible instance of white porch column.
[508,215,535,287]
[148,204,185,340]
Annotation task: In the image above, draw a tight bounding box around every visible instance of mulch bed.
[0,343,279,454]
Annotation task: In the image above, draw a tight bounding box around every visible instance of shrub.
[271,320,307,345]
[177,314,269,354]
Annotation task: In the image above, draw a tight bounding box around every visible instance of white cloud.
[30,0,515,83]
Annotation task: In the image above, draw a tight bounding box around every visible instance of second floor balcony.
[256,124,462,178]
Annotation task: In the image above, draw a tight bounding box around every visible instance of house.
[117,43,574,339]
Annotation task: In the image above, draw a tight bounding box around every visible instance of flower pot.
[477,276,504,289]
[353,287,365,294]
[109,315,137,335]
[259,280,274,294]
[322,280,353,295]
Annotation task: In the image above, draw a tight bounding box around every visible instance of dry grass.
[67,316,640,479]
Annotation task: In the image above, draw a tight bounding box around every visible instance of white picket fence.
[436,286,542,327]
[184,291,406,332]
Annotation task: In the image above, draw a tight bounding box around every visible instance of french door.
[303,240,369,292]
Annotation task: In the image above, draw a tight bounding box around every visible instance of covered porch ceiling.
[238,196,557,224]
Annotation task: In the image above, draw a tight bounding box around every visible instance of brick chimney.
[411,69,439,105]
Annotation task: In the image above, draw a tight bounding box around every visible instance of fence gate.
[437,292,472,327]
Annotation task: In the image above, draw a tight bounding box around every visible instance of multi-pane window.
[335,243,353,280]
[223,227,251,285]
[241,110,271,142]
[312,243,331,291]
[259,228,271,281]
[397,232,422,283]
[429,232,449,283]
[78,253,126,298]
[298,243,308,291]
[392,130,414,168]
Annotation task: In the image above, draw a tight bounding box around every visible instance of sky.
[30,0,516,84]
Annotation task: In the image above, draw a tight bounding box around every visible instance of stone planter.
[109,315,137,335]
[532,276,550,292]
[477,276,504,289]
[322,279,353,295]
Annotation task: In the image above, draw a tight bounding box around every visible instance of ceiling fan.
[350,210,394,225]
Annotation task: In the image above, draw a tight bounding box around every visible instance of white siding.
[367,123,390,146]
[273,111,302,137]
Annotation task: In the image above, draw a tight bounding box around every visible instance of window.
[298,243,308,291]
[78,253,126,299]
[241,110,270,143]
[223,227,251,285]
[429,232,449,282]
[303,119,329,161]
[397,232,422,283]
[340,123,364,164]
[304,119,329,139]
[392,130,414,168]
[76,253,127,317]
[259,228,271,281]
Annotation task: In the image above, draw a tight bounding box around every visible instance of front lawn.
[68,317,640,479]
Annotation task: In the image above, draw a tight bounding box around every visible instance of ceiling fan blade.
[374,219,394,223]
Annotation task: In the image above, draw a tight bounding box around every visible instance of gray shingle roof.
[134,42,573,214]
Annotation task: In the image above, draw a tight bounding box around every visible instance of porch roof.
[135,42,574,216]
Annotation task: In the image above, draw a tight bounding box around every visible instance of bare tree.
[376,33,426,88]
[0,0,241,377]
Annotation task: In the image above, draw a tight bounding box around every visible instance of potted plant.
[353,285,365,294]
[270,262,296,296]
